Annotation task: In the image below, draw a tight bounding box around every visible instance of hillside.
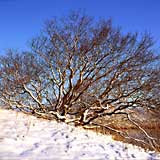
[0,109,159,160]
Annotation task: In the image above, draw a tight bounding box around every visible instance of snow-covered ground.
[0,109,159,160]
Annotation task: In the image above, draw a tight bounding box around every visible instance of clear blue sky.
[0,0,160,53]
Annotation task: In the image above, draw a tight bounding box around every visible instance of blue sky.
[0,0,160,53]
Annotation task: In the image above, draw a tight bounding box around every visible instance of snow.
[0,109,159,160]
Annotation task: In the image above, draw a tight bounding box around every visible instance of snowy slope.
[0,109,159,160]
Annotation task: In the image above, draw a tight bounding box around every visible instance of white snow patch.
[0,109,159,160]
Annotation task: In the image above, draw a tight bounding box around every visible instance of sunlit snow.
[0,109,159,160]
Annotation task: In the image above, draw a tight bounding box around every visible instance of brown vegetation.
[84,108,160,151]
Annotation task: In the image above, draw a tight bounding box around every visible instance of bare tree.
[0,50,44,112]
[0,11,159,150]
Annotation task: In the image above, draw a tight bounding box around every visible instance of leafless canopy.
[0,12,159,127]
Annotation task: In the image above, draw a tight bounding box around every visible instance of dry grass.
[84,117,160,152]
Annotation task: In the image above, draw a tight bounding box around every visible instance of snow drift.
[0,109,159,160]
